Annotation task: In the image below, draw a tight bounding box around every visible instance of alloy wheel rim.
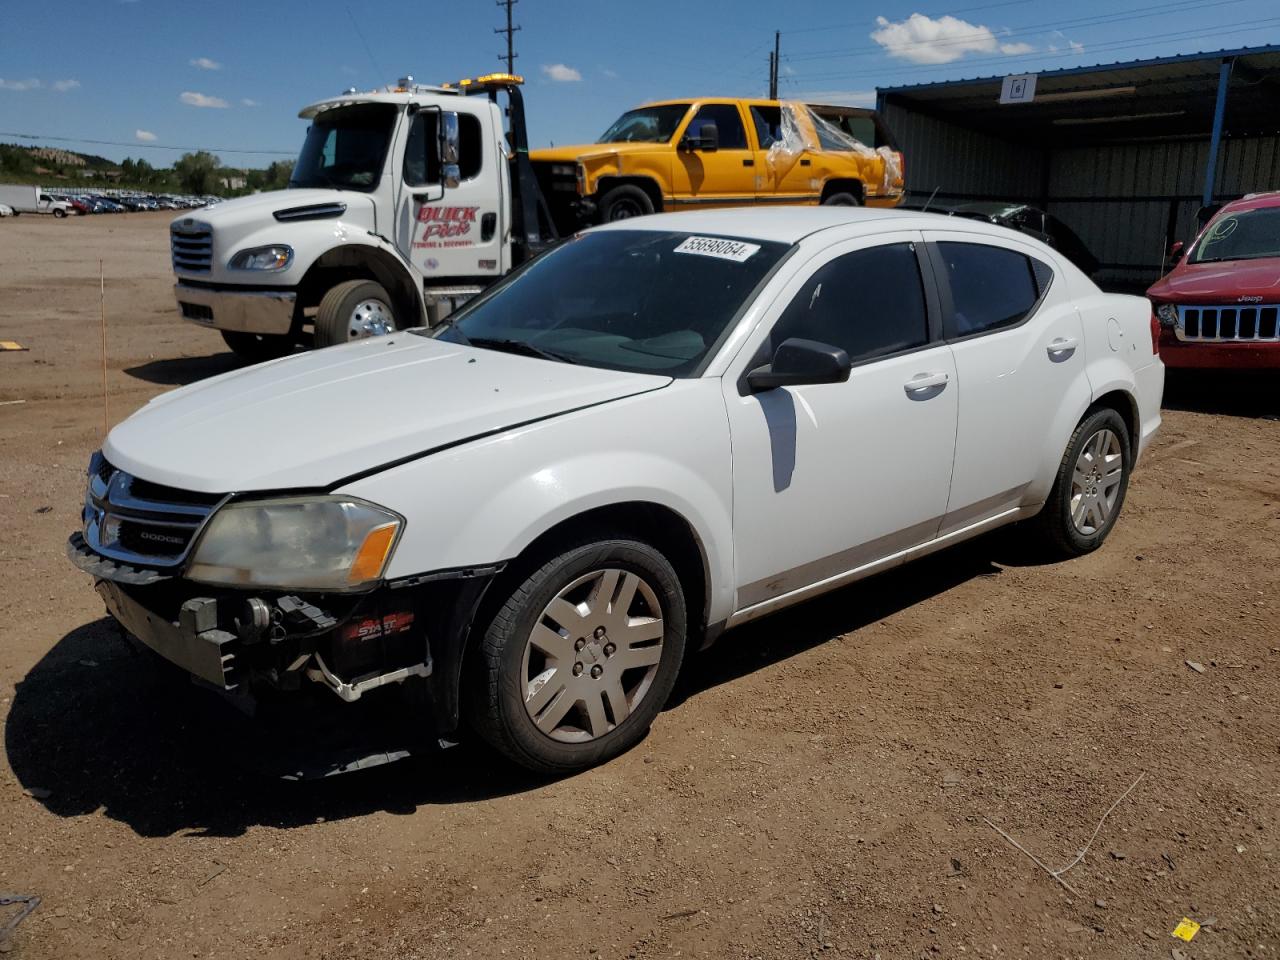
[347,298,395,339]
[521,567,665,743]
[1070,428,1123,535]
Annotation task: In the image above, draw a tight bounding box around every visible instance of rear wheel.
[1028,408,1132,558]
[821,191,862,207]
[598,185,654,223]
[220,330,295,364]
[53,208,67,219]
[469,538,687,774]
[315,279,397,348]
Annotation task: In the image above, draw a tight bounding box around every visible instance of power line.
[496,0,520,73]
[346,6,383,78]
[0,131,295,157]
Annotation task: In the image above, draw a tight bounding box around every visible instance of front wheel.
[1028,408,1132,558]
[53,208,67,218]
[220,330,295,364]
[469,538,687,774]
[598,185,654,223]
[314,279,397,347]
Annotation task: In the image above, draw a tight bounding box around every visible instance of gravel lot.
[1,211,1277,960]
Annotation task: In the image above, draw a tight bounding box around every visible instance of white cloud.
[542,63,582,82]
[0,78,42,91]
[602,68,619,79]
[180,91,229,108]
[52,79,80,92]
[135,129,157,142]
[1069,40,1085,54]
[870,13,1036,64]
[793,89,877,107]
[241,98,259,107]
[190,57,222,71]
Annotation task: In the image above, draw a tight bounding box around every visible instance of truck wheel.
[220,330,295,364]
[53,208,67,218]
[598,185,654,222]
[821,191,862,206]
[315,279,397,348]
[468,538,687,774]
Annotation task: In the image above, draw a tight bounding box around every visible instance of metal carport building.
[876,45,1280,289]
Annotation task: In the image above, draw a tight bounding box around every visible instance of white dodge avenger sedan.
[70,208,1163,773]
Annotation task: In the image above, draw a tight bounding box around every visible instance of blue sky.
[2,0,1279,168]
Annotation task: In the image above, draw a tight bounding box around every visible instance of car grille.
[83,453,225,568]
[1177,304,1280,342]
[170,220,213,273]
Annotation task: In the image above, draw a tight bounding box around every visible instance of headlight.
[1156,303,1179,327]
[187,496,402,591]
[228,244,293,271]
[551,164,576,176]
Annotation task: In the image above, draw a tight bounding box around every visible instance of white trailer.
[0,185,72,217]
[170,73,559,361]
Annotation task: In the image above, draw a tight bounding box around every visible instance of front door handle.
[1047,336,1079,358]
[904,371,949,395]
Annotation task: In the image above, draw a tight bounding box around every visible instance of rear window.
[937,242,1048,338]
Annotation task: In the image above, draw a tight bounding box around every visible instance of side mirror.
[1168,240,1185,260]
[681,121,719,152]
[746,338,851,392]
[440,111,461,188]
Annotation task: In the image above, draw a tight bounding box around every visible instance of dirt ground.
[0,211,1277,960]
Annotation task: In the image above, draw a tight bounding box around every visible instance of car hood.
[104,336,671,494]
[1148,256,1280,303]
[531,143,666,164]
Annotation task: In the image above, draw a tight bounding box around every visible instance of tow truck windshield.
[290,103,397,192]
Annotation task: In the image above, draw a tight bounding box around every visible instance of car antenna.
[921,186,940,213]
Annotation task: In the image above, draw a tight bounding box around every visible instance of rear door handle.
[1047,336,1079,357]
[742,158,754,167]
[904,371,949,395]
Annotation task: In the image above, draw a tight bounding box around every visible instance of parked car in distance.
[68,208,1162,774]
[0,203,13,217]
[947,202,1100,276]
[1149,191,1280,368]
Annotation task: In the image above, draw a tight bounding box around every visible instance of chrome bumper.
[174,282,296,335]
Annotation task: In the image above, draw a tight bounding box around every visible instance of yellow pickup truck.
[531,98,905,230]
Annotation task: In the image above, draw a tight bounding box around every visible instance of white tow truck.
[170,73,558,361]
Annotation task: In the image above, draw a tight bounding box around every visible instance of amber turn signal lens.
[348,522,399,584]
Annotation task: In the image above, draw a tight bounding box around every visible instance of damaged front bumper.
[66,532,500,738]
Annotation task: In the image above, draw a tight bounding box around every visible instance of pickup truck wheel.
[470,539,687,774]
[53,208,67,218]
[1028,408,1131,558]
[821,191,861,206]
[315,279,397,347]
[220,330,295,363]
[598,185,654,222]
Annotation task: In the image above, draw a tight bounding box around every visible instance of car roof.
[589,206,1032,245]
[1218,191,1280,214]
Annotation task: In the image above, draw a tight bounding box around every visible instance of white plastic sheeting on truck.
[764,102,902,197]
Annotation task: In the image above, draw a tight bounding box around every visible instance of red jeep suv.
[1148,192,1280,368]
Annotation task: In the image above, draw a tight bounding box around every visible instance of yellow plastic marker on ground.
[1172,918,1201,942]
[0,340,28,351]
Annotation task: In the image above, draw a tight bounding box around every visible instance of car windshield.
[425,230,790,376]
[597,105,690,144]
[290,103,396,192]
[1190,207,1280,264]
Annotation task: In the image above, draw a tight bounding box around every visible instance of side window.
[404,112,483,186]
[685,104,748,150]
[770,243,929,364]
[749,105,781,149]
[937,242,1043,338]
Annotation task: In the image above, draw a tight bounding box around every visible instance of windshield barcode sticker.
[673,236,761,262]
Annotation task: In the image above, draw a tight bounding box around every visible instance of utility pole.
[769,30,780,99]
[496,0,521,74]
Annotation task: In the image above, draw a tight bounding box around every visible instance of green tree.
[174,150,221,194]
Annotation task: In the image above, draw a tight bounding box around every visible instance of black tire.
[821,191,862,206]
[598,184,654,223]
[468,538,687,774]
[220,330,295,363]
[315,279,396,348]
[1028,407,1132,558]
[53,208,67,219]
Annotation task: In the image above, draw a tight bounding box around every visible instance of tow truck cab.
[171,74,556,361]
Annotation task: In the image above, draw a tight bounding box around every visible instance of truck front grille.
[1177,304,1280,342]
[83,453,226,569]
[170,220,213,273]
